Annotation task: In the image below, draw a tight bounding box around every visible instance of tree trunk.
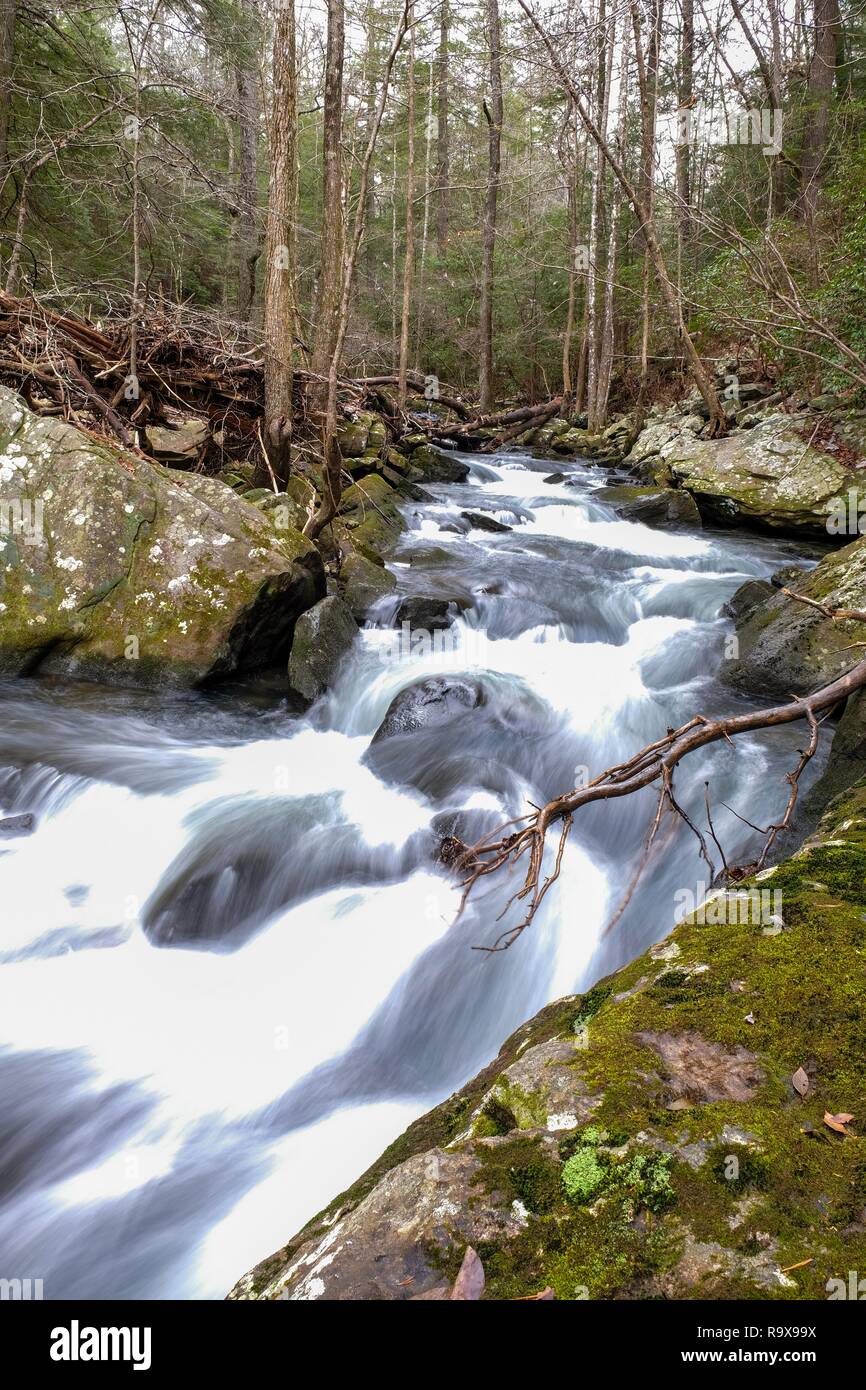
[234,0,261,326]
[309,0,345,415]
[797,0,840,225]
[398,14,415,407]
[0,0,16,206]
[260,0,298,484]
[304,2,412,542]
[436,0,449,255]
[478,0,502,412]
[586,0,613,432]
[675,0,693,256]
[596,20,631,426]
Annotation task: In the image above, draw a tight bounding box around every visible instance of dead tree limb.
[445,597,866,952]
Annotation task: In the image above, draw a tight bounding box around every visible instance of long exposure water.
[0,449,825,1298]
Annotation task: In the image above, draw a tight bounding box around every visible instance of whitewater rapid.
[0,451,825,1297]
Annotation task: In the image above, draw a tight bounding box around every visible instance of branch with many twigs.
[442,593,866,953]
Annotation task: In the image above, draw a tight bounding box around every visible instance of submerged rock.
[372,675,485,743]
[0,387,323,688]
[228,782,866,1301]
[393,596,458,630]
[287,595,358,703]
[460,511,512,533]
[0,813,34,836]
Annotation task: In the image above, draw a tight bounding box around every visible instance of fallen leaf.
[450,1245,485,1300]
[730,980,747,993]
[792,1067,809,1097]
[824,1111,855,1136]
[512,1286,555,1300]
[744,1012,756,1025]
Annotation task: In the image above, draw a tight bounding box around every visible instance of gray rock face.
[0,813,34,836]
[626,413,856,537]
[0,387,324,687]
[594,485,701,530]
[721,535,866,699]
[287,595,358,702]
[339,552,395,622]
[372,675,485,743]
[461,511,512,533]
[406,444,470,483]
[393,596,457,630]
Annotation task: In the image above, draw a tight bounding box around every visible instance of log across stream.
[0,449,828,1297]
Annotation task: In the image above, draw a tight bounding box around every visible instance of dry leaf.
[512,1286,555,1300]
[824,1111,855,1135]
[792,1067,809,1097]
[744,1012,756,1025]
[450,1245,485,1300]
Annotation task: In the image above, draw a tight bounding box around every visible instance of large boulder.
[628,414,856,537]
[287,595,358,702]
[0,386,323,687]
[337,474,406,553]
[721,535,866,698]
[228,782,866,1301]
[339,552,395,622]
[403,444,470,484]
[594,485,701,530]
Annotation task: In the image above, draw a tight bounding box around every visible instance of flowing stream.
[0,449,825,1298]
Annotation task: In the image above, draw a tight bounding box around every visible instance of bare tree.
[436,0,450,255]
[397,10,416,407]
[260,0,298,484]
[309,0,346,415]
[478,0,503,411]
[234,0,262,325]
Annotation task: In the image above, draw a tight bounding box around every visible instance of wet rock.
[460,511,512,533]
[0,813,34,836]
[337,474,405,553]
[595,485,702,530]
[393,596,458,630]
[339,552,395,623]
[287,595,358,703]
[543,471,567,484]
[405,444,470,484]
[723,579,775,625]
[371,675,485,743]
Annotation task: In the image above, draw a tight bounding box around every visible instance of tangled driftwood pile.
[0,291,564,468]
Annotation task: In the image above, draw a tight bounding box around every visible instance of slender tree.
[479,0,503,411]
[309,0,346,414]
[260,0,298,483]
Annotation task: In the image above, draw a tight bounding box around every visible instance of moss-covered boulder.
[637,415,855,537]
[0,386,323,687]
[721,535,866,699]
[287,595,358,703]
[339,551,396,622]
[228,784,866,1301]
[338,473,406,553]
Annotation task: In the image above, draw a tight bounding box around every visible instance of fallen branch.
[445,595,866,952]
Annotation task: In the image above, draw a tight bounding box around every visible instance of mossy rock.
[339,552,396,622]
[0,386,324,688]
[228,783,866,1301]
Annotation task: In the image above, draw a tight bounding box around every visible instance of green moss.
[562,1148,607,1203]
